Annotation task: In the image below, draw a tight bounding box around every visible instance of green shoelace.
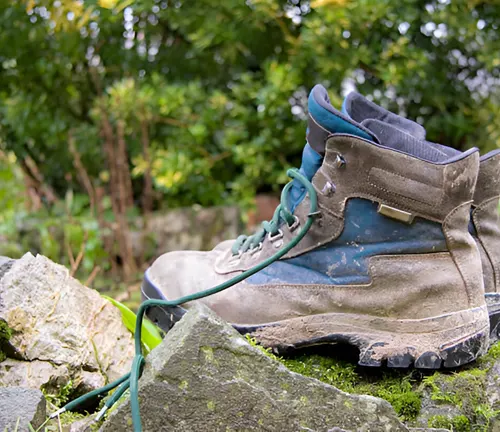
[47,167,318,432]
[232,177,300,255]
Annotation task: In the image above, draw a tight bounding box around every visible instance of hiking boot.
[143,85,489,368]
[342,92,500,341]
[473,152,500,340]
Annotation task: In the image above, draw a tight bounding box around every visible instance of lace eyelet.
[228,252,241,265]
[250,242,263,255]
[287,215,300,232]
[335,154,346,168]
[268,230,284,242]
[321,181,336,196]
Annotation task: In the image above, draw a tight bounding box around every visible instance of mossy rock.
[279,352,422,423]
[245,338,423,423]
[249,337,500,430]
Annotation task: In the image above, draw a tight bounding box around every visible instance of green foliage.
[42,380,74,408]
[422,369,487,408]
[58,411,87,427]
[102,295,162,352]
[280,353,359,393]
[0,0,498,213]
[427,414,470,432]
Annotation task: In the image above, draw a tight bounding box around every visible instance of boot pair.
[142,84,500,369]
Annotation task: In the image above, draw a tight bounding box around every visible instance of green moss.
[480,341,500,363]
[59,411,86,426]
[0,319,12,341]
[281,354,358,392]
[421,366,500,430]
[42,380,74,408]
[374,381,421,422]
[0,319,12,362]
[428,414,470,432]
[245,335,281,362]
[422,369,487,409]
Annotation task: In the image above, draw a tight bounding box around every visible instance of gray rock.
[101,304,408,432]
[0,253,134,393]
[0,256,14,281]
[0,358,72,390]
[0,387,46,432]
[69,414,97,432]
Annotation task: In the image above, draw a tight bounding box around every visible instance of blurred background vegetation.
[0,0,499,299]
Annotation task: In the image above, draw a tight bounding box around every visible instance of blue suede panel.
[308,91,372,141]
[247,198,448,286]
[289,143,323,212]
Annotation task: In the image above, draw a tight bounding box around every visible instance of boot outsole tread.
[142,282,489,370]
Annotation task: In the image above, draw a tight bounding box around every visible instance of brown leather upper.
[472,152,500,293]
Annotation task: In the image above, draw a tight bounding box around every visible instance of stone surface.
[0,253,134,394]
[101,304,408,432]
[0,256,14,280]
[69,414,97,432]
[0,387,46,432]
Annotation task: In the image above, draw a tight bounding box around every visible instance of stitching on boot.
[443,201,480,307]
[368,167,444,207]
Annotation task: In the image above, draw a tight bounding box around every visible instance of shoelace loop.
[231,168,313,255]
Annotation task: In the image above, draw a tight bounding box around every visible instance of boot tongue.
[289,85,376,211]
[341,91,427,140]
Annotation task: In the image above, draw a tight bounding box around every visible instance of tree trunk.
[100,110,137,280]
[140,120,153,215]
[116,120,134,210]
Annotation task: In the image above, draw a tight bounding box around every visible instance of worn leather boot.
[472,152,500,339]
[143,85,489,368]
[342,92,500,341]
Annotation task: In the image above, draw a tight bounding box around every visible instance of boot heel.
[485,293,500,342]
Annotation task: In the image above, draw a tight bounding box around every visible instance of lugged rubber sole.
[142,278,489,369]
[233,308,489,369]
[486,293,500,343]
